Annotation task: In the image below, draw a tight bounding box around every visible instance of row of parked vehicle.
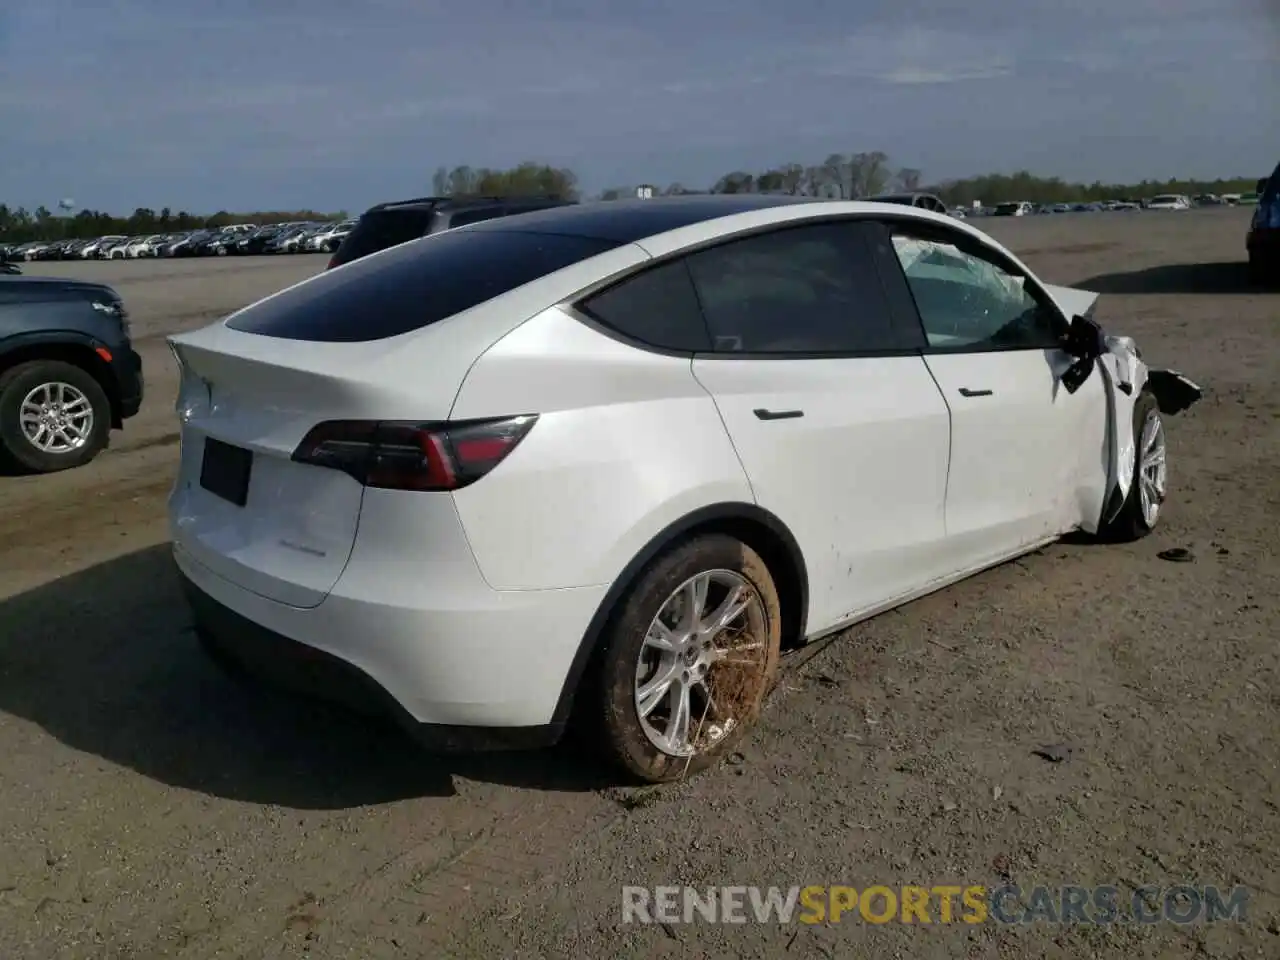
[1,219,358,263]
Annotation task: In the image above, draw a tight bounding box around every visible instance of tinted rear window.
[329,208,434,267]
[226,229,621,342]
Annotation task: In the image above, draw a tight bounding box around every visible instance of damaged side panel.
[1094,333,1203,527]
[1147,368,1204,415]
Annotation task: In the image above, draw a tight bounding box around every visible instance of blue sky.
[1,0,1276,214]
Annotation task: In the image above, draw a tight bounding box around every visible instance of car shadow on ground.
[1080,261,1261,295]
[0,544,619,809]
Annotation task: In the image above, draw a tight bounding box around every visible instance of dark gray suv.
[327,195,576,269]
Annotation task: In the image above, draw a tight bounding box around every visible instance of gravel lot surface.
[1,209,1276,959]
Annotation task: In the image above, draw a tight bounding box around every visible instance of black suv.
[1247,163,1280,285]
[0,277,143,472]
[328,195,576,269]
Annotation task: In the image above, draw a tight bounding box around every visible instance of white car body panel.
[922,349,1109,562]
[690,354,951,632]
[167,198,1200,735]
[450,305,752,591]
[169,241,653,608]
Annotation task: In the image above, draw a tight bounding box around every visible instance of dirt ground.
[0,208,1276,960]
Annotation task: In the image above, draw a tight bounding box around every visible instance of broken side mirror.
[1060,314,1104,393]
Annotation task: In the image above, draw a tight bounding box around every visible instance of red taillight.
[291,416,537,491]
[326,254,337,270]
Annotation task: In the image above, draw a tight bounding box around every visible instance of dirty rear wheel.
[589,535,781,783]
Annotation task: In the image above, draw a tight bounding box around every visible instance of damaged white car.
[169,195,1201,784]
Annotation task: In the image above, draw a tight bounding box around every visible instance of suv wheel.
[0,360,112,473]
[588,534,782,783]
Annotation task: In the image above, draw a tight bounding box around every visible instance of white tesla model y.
[168,196,1202,783]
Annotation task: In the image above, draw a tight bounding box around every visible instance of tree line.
[2,155,1263,244]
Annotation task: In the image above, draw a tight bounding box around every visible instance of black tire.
[587,534,782,783]
[0,360,112,473]
[1100,390,1163,542]
[1247,253,1273,288]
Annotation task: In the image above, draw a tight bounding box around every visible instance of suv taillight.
[1256,193,1280,230]
[291,415,537,491]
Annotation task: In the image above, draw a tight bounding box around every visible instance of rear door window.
[227,230,621,342]
[329,208,433,267]
[683,221,913,354]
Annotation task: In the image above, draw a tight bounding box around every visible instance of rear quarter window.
[226,230,621,342]
[578,260,711,352]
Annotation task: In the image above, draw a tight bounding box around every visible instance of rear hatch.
[327,205,434,268]
[170,226,626,608]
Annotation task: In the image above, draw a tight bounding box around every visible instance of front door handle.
[753,408,805,421]
[958,387,993,398]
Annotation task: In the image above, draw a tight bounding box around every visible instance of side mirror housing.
[1060,314,1105,394]
[1063,314,1105,360]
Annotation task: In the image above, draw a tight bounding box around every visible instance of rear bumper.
[112,346,144,419]
[180,571,564,751]
[173,539,607,746]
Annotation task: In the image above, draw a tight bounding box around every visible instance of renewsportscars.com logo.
[622,884,1250,926]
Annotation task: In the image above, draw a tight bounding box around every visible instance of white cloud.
[877,63,1013,84]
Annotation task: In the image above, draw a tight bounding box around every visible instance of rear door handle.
[753,408,805,421]
[958,388,993,398]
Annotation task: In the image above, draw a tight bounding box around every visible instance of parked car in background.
[168,195,1202,782]
[328,195,576,269]
[263,226,313,254]
[235,226,287,255]
[992,201,1034,217]
[163,232,212,257]
[306,220,357,252]
[322,220,356,252]
[124,234,168,257]
[78,236,121,258]
[0,275,143,472]
[102,237,142,259]
[189,231,239,256]
[867,192,950,215]
[1147,195,1191,211]
[1247,164,1280,285]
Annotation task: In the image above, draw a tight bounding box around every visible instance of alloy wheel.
[19,382,94,454]
[1137,410,1167,527]
[634,569,770,758]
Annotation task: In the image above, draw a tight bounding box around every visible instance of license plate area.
[200,437,253,506]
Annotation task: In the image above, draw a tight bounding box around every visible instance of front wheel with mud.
[589,535,782,784]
